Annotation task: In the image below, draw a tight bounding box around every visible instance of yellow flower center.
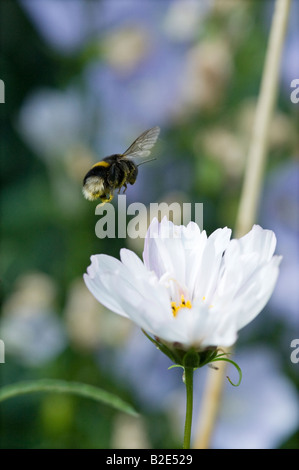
[171,294,192,317]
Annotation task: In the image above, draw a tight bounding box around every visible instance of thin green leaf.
[0,379,138,416]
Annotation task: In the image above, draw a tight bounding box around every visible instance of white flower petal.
[236,256,282,329]
[192,228,231,303]
[238,224,277,262]
[84,255,130,317]
[209,227,232,255]
[120,248,148,274]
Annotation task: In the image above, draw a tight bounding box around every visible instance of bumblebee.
[82,126,160,204]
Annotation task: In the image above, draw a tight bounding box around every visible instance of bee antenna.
[137,157,157,167]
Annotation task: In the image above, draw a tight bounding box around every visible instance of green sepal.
[141,330,182,364]
[183,348,200,369]
[142,330,242,386]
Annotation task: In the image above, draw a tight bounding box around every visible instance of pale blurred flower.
[3,272,57,313]
[64,144,97,183]
[163,0,208,42]
[195,99,296,181]
[102,26,151,75]
[212,0,253,47]
[111,413,150,449]
[64,278,132,351]
[237,99,296,152]
[64,278,103,350]
[84,218,281,352]
[0,272,66,365]
[199,127,245,179]
[179,39,233,114]
[213,0,248,15]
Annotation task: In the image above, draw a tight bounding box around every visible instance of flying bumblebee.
[82,126,160,204]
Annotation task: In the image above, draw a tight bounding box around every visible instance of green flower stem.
[183,367,194,449]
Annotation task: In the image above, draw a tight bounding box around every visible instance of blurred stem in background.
[193,0,292,449]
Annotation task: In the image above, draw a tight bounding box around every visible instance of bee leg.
[106,193,114,202]
[122,183,128,194]
[127,165,138,185]
[100,191,114,204]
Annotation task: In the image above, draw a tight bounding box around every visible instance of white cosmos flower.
[84,218,281,351]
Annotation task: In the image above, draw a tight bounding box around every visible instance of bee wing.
[121,126,160,159]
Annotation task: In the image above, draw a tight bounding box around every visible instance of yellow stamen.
[171,294,192,317]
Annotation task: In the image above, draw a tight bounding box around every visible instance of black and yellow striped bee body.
[82,155,138,203]
[82,127,160,204]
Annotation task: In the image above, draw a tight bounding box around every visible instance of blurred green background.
[0,0,298,449]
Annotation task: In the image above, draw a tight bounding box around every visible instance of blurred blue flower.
[0,309,66,367]
[17,87,87,160]
[280,0,299,93]
[263,0,299,96]
[98,326,182,411]
[260,161,299,328]
[0,272,67,366]
[20,0,88,53]
[20,0,205,53]
[210,347,299,449]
